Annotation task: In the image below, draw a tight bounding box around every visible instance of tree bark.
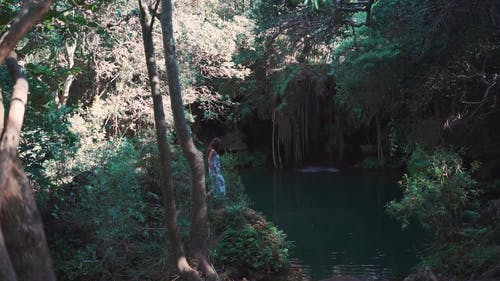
[0,2,56,278]
[0,220,17,281]
[0,54,56,281]
[159,1,218,280]
[137,1,201,280]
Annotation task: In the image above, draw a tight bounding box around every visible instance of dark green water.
[240,167,424,281]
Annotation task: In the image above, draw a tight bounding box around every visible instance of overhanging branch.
[262,0,376,65]
[0,0,54,64]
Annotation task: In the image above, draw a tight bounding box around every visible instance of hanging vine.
[270,64,335,167]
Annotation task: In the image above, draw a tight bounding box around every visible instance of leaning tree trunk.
[0,1,56,280]
[138,1,201,280]
[159,1,218,280]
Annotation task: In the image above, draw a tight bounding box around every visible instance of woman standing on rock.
[208,137,226,197]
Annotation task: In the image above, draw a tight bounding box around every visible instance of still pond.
[240,167,425,281]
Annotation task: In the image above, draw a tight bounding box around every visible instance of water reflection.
[240,168,424,281]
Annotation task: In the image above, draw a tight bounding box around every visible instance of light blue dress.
[209,153,226,196]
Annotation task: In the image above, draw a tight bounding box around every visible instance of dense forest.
[0,0,499,280]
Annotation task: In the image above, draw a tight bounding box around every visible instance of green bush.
[384,146,500,276]
[211,202,247,234]
[220,150,267,169]
[419,241,500,276]
[49,140,170,281]
[207,153,291,277]
[211,224,290,274]
[387,146,479,237]
[360,156,380,169]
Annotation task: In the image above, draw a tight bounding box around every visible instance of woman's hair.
[209,137,222,153]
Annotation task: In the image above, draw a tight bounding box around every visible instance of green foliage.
[276,65,300,98]
[0,63,78,192]
[220,151,267,170]
[333,27,401,125]
[212,201,247,234]
[157,0,258,128]
[359,156,380,169]
[212,224,290,274]
[0,0,19,27]
[48,140,169,280]
[195,90,239,123]
[419,240,500,276]
[209,151,291,277]
[6,0,496,278]
[207,0,252,19]
[387,146,479,236]
[331,0,499,150]
[303,0,330,10]
[3,0,293,279]
[385,146,500,276]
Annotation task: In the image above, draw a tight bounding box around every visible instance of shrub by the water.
[210,152,291,278]
[212,224,289,275]
[387,146,479,237]
[387,146,499,276]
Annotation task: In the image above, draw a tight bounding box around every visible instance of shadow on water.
[240,167,426,281]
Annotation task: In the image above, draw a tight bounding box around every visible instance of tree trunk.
[0,3,56,278]
[159,1,218,280]
[0,54,56,281]
[58,38,77,107]
[137,1,201,280]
